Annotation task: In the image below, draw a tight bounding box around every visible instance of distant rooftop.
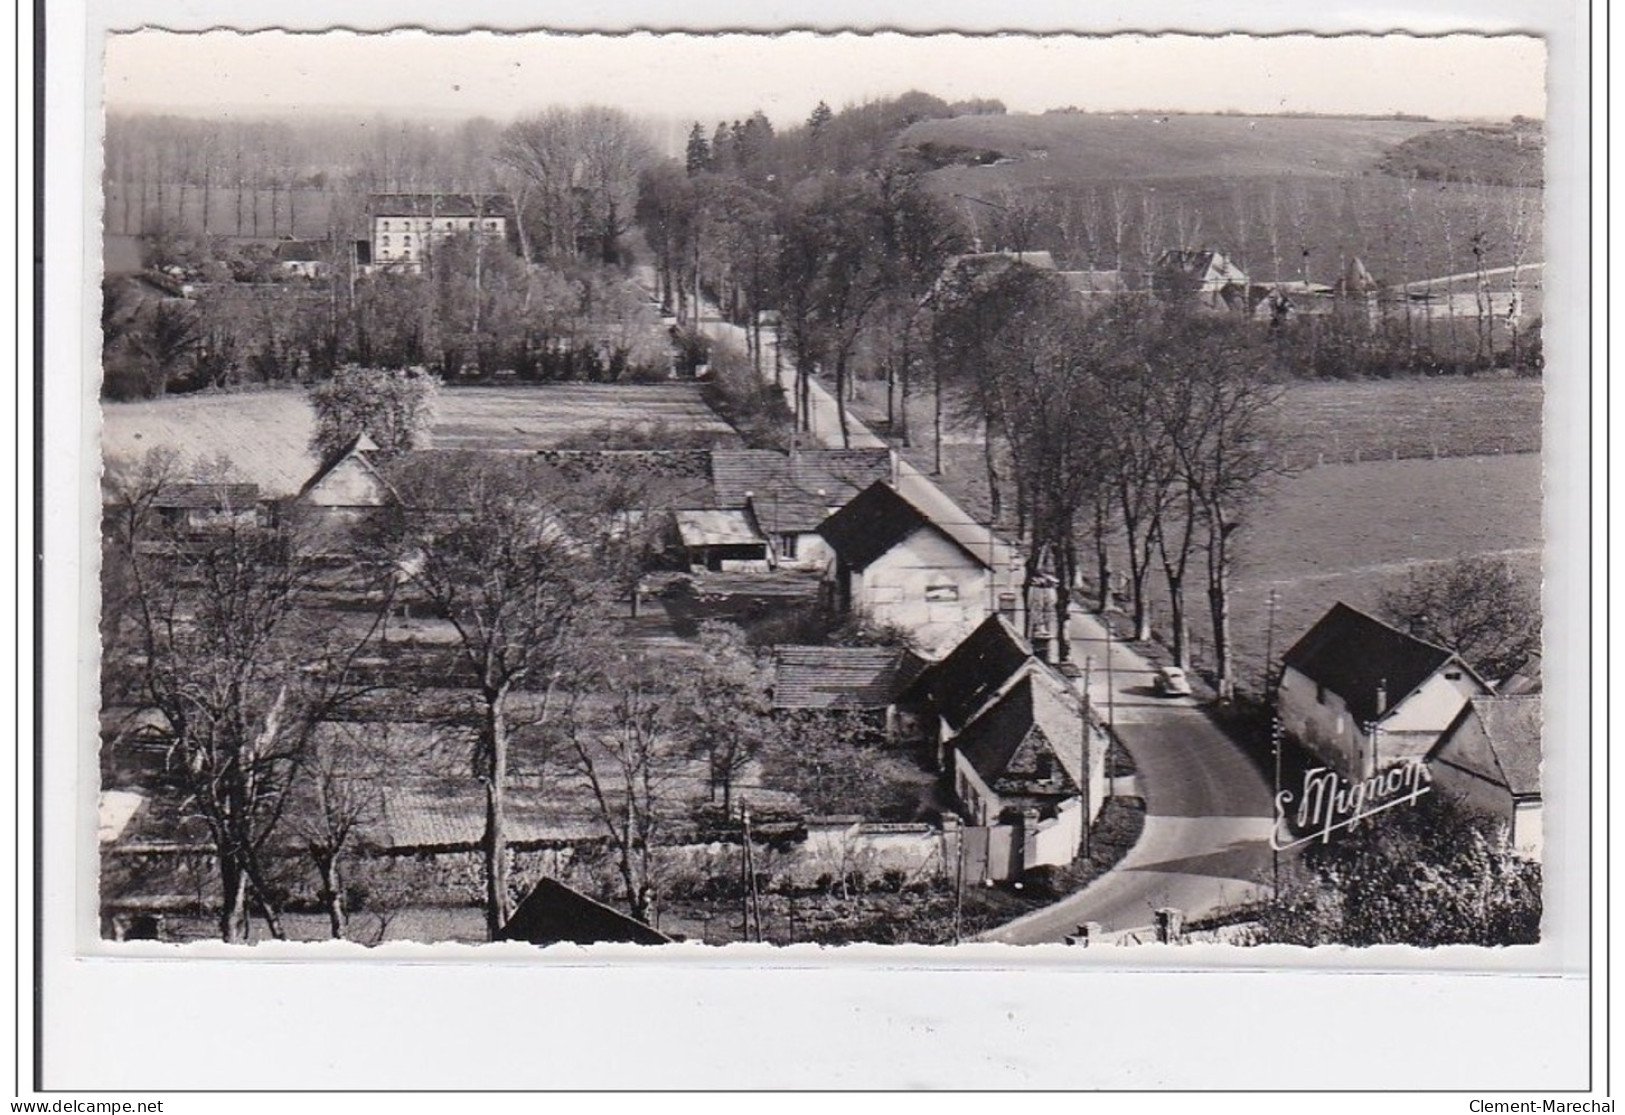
[369,193,513,218]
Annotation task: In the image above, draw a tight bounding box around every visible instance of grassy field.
[1272,377,1542,465]
[1195,453,1542,695]
[101,382,741,495]
[901,112,1543,285]
[862,374,1544,508]
[904,112,1450,183]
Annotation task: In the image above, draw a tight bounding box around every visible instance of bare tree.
[500,106,657,262]
[103,452,384,941]
[562,652,686,925]
[678,622,775,813]
[286,722,398,939]
[1167,318,1284,700]
[1380,556,1540,680]
[377,453,604,938]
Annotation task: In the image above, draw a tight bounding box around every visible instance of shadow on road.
[1128,838,1274,880]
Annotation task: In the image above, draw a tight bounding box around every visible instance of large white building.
[369,194,512,271]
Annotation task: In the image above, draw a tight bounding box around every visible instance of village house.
[770,644,929,740]
[817,480,1015,655]
[368,193,514,273]
[903,614,1060,762]
[285,433,396,553]
[149,482,268,534]
[949,672,1109,882]
[710,447,895,571]
[273,239,332,280]
[1153,248,1252,312]
[1426,694,1543,861]
[1278,602,1494,779]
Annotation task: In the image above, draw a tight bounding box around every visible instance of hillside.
[898,112,1543,285]
[1376,121,1545,187]
[900,112,1450,184]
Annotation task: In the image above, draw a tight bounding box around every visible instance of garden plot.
[101,382,741,495]
[429,384,737,450]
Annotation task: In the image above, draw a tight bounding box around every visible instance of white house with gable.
[1278,602,1494,779]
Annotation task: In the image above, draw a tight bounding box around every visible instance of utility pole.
[1081,654,1094,861]
[1271,715,1283,900]
[952,825,966,946]
[1263,587,1279,697]
[741,803,762,943]
[1371,679,1387,778]
[1104,616,1116,737]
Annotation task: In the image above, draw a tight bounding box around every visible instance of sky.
[103,30,1546,132]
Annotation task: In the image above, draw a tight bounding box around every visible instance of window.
[381,235,390,246]
[779,534,799,560]
[924,583,960,603]
[1444,670,1463,681]
[403,234,412,243]
[466,219,475,229]
[1316,683,1327,705]
[486,219,498,229]
[381,220,390,231]
[997,592,1018,618]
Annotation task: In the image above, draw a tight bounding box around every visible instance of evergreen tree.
[684,122,712,176]
[711,121,735,174]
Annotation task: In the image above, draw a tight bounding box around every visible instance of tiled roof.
[369,193,513,218]
[893,463,1020,576]
[531,449,717,512]
[711,449,893,534]
[675,509,764,549]
[377,780,602,851]
[1497,654,1542,695]
[954,674,1084,795]
[771,645,927,711]
[500,878,672,945]
[273,240,332,262]
[153,482,262,509]
[907,615,1039,730]
[1470,694,1543,798]
[1282,602,1481,726]
[534,449,712,480]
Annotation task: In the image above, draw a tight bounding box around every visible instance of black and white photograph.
[87,25,1563,958]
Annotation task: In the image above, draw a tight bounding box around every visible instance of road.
[981,611,1277,943]
[658,269,1277,939]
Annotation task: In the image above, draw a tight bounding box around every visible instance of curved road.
[662,269,1277,941]
[982,613,1276,943]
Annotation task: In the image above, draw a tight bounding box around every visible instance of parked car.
[1153,665,1192,697]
